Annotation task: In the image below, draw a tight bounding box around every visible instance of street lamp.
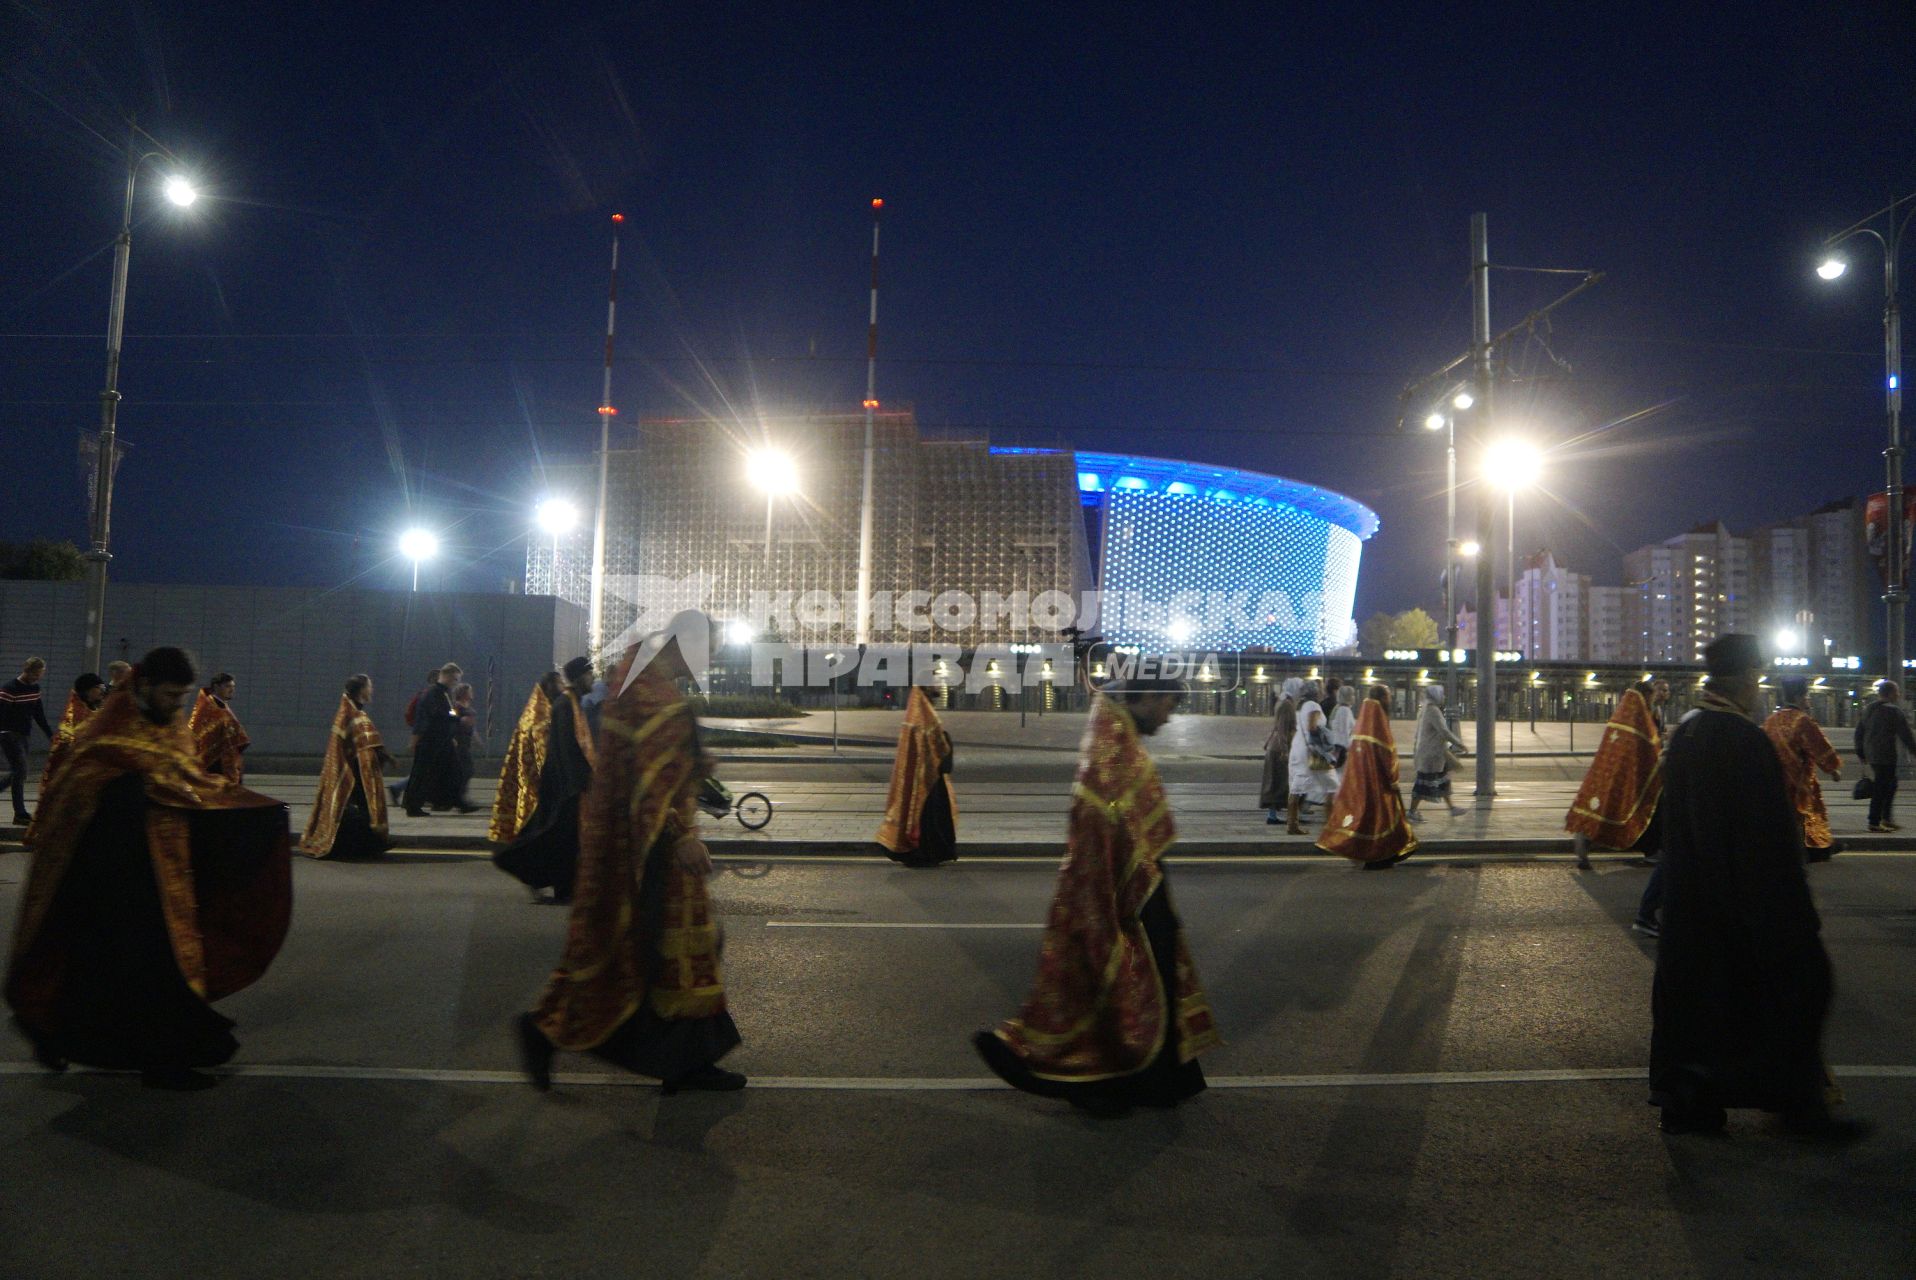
[1817,192,1916,682]
[80,125,202,678]
[746,448,798,566]
[1484,439,1542,750]
[1424,401,1465,706]
[398,527,439,592]
[533,497,579,598]
[1775,628,1802,655]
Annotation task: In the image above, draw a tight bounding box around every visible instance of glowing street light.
[535,497,579,536]
[81,131,206,677]
[1424,412,1447,431]
[1482,438,1543,491]
[1460,539,1482,558]
[399,527,439,592]
[746,448,798,564]
[1775,628,1802,654]
[1815,256,1847,281]
[1452,390,1475,410]
[725,619,755,646]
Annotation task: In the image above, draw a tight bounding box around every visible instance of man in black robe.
[494,657,595,903]
[1650,633,1865,1141]
[402,662,475,816]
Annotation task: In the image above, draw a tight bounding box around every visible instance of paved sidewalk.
[5,767,1905,857]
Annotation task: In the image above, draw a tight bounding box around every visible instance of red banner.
[1865,492,1916,586]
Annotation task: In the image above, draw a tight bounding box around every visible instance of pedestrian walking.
[1,657,55,826]
[491,671,561,845]
[1650,633,1864,1141]
[1408,686,1469,820]
[876,685,958,867]
[6,647,291,1091]
[514,622,744,1095]
[1260,679,1299,823]
[1286,681,1339,834]
[1318,686,1417,868]
[973,677,1219,1117]
[188,673,250,783]
[1567,683,1664,870]
[1855,679,1916,832]
[402,663,475,815]
[1764,676,1845,860]
[298,675,393,859]
[23,674,106,848]
[494,658,596,904]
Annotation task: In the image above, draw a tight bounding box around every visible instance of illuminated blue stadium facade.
[1070,451,1378,655]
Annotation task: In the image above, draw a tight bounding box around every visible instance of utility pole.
[587,214,622,660]
[1470,213,1498,797]
[855,198,882,646]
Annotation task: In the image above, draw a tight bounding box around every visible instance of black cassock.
[493,694,594,900]
[402,683,464,811]
[1650,705,1831,1116]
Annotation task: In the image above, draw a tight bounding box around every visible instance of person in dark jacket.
[1,657,56,825]
[402,663,475,816]
[1650,633,1864,1142]
[1856,679,1916,832]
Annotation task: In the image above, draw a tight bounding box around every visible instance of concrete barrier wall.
[0,582,586,756]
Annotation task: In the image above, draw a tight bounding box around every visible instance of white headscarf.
[1425,685,1444,706]
[1281,677,1303,700]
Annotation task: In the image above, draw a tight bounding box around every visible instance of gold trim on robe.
[23,693,92,848]
[1317,699,1417,863]
[297,695,388,857]
[6,690,292,1026]
[531,647,722,1052]
[1764,706,1843,849]
[189,689,250,783]
[989,695,1220,1082]
[1564,689,1664,848]
[876,686,957,853]
[490,684,552,844]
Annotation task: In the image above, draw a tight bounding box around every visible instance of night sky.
[4,2,1914,626]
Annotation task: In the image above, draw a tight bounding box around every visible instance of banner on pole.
[1865,491,1916,587]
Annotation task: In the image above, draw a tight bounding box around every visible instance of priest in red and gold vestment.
[188,673,250,783]
[490,671,560,844]
[298,675,392,859]
[6,647,291,1090]
[24,673,107,847]
[1763,675,1845,860]
[1317,688,1417,868]
[974,678,1220,1116]
[514,616,743,1094]
[1566,685,1665,868]
[876,685,957,867]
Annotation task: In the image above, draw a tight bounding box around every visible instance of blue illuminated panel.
[1097,488,1367,654]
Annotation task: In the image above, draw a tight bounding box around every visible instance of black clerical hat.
[1703,633,1763,678]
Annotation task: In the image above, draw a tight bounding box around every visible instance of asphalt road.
[2,852,1912,1279]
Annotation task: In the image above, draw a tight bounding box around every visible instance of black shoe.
[1361,858,1394,870]
[1631,917,1660,939]
[11,1017,66,1073]
[1779,1111,1872,1144]
[11,811,28,827]
[454,803,481,815]
[1806,841,1842,863]
[1659,1103,1726,1135]
[514,1013,554,1092]
[141,1067,220,1092]
[404,807,428,818]
[661,1064,746,1094]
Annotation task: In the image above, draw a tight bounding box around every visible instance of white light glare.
[1774,629,1801,654]
[1167,619,1194,644]
[1815,257,1847,281]
[745,449,799,495]
[725,619,755,646]
[162,175,199,207]
[1459,539,1483,557]
[398,528,439,562]
[535,497,579,535]
[1424,412,1446,431]
[1483,438,1543,490]
[1452,390,1475,410]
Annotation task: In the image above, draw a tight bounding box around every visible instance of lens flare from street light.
[725,619,755,646]
[1460,539,1482,557]
[1424,412,1446,431]
[535,497,579,536]
[745,449,799,495]
[1483,438,1543,490]
[1452,390,1475,410]
[1775,629,1801,654]
[398,528,439,562]
[162,176,199,207]
[1816,257,1847,281]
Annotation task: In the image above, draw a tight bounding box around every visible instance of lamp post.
[1483,438,1542,756]
[1425,386,1476,711]
[81,125,200,677]
[1817,192,1916,683]
[398,528,439,593]
[746,449,798,567]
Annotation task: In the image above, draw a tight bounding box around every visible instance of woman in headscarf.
[1286,680,1339,834]
[1317,685,1417,868]
[1260,679,1300,824]
[1328,682,1358,782]
[1408,685,1469,820]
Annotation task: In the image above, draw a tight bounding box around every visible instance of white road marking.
[4,1063,1913,1089]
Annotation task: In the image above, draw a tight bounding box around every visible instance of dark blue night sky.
[4,2,1913,622]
